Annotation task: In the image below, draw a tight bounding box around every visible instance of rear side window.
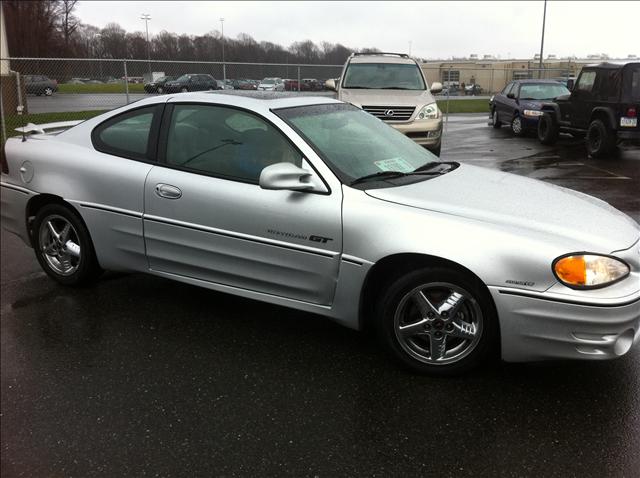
[92,105,162,161]
[595,69,622,101]
[622,66,640,101]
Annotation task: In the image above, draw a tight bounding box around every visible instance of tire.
[374,266,499,375]
[491,109,501,128]
[157,86,164,94]
[427,143,441,157]
[537,113,559,145]
[586,119,616,158]
[510,115,524,136]
[32,204,102,286]
[44,87,53,96]
[180,87,188,93]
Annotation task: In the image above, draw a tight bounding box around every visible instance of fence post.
[444,65,451,134]
[297,66,301,92]
[0,86,6,146]
[123,60,130,104]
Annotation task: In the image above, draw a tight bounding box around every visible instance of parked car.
[163,74,221,93]
[4,94,638,375]
[284,79,299,91]
[23,75,58,96]
[489,80,571,136]
[258,77,285,91]
[237,79,258,90]
[144,76,176,94]
[464,84,483,96]
[537,62,640,157]
[301,78,321,91]
[326,52,443,156]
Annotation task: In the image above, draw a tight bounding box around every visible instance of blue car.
[489,80,570,136]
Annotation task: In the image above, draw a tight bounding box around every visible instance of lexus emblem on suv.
[385,109,395,117]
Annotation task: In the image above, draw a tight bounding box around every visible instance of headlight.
[523,109,544,117]
[417,103,439,120]
[553,253,630,289]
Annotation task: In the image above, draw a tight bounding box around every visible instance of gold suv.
[327,52,443,155]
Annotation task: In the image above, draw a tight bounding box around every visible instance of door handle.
[155,183,182,199]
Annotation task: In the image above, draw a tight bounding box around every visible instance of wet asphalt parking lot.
[1,114,639,477]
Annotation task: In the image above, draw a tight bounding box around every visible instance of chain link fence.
[0,57,344,143]
[0,57,584,144]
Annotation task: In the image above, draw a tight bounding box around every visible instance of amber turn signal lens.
[553,254,630,288]
[554,256,587,286]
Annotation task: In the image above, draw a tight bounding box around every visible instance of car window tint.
[165,104,302,183]
[576,71,596,93]
[95,107,157,158]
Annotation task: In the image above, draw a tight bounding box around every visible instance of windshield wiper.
[380,87,414,90]
[349,163,453,186]
[349,171,408,186]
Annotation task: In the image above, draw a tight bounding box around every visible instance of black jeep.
[537,62,639,157]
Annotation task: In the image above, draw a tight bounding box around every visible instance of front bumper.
[388,118,443,146]
[491,287,640,362]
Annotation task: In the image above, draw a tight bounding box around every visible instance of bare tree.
[59,0,79,55]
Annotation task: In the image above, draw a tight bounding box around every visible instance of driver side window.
[165,104,302,183]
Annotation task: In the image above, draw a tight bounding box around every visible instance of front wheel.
[374,267,498,375]
[180,87,188,93]
[537,113,559,145]
[510,115,524,136]
[157,86,164,94]
[44,87,53,96]
[33,204,102,286]
[586,119,616,158]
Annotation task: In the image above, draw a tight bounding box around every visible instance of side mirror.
[259,162,316,191]
[507,92,516,99]
[325,78,337,91]
[430,81,443,94]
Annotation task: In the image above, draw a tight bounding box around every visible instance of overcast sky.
[75,1,638,60]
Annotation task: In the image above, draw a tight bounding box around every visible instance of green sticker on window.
[374,157,414,173]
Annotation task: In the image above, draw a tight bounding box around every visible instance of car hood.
[519,100,545,109]
[365,163,639,251]
[340,88,434,107]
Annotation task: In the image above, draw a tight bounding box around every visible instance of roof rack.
[351,52,410,58]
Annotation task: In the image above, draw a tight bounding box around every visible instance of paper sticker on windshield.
[374,157,413,172]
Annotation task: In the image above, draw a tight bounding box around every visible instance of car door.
[143,102,343,306]
[568,70,597,128]
[502,82,519,120]
[494,82,513,121]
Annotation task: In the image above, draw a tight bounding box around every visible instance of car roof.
[584,61,640,70]
[161,91,341,114]
[513,79,564,84]
[349,55,416,65]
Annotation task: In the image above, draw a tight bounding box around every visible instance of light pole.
[140,13,152,78]
[220,18,226,84]
[538,0,547,79]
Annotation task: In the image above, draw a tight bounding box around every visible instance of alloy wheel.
[393,282,483,365]
[511,116,522,134]
[38,214,81,276]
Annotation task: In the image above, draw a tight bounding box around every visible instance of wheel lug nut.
[427,312,435,319]
[434,331,443,338]
[441,312,448,319]
[424,324,431,330]
[446,324,454,331]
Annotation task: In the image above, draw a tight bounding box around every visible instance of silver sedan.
[2,93,639,375]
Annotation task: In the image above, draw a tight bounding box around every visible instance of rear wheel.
[180,87,188,93]
[491,109,501,128]
[157,86,164,94]
[33,204,102,286]
[537,113,559,145]
[374,267,498,375]
[44,87,53,96]
[586,119,616,158]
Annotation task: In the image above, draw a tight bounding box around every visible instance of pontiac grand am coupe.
[2,93,639,375]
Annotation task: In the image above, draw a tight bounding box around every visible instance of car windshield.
[175,75,191,82]
[275,103,438,184]
[262,78,276,84]
[342,63,426,90]
[519,83,570,100]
